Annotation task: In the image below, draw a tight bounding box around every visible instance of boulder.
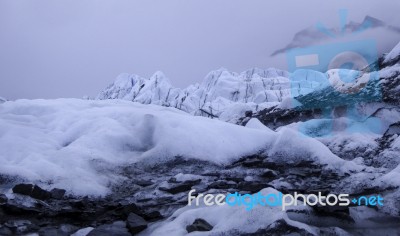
[0,194,7,204]
[126,213,147,234]
[50,188,66,200]
[186,218,213,233]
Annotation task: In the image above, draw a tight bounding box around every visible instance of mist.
[0,0,399,100]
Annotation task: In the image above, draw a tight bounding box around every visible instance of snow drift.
[0,99,357,196]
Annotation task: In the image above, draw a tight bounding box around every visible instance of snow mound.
[0,99,357,196]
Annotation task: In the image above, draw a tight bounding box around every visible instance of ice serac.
[97,67,291,122]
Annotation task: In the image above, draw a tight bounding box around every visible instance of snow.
[71,227,94,236]
[245,118,274,133]
[0,99,359,196]
[0,97,6,103]
[140,187,316,236]
[384,41,400,63]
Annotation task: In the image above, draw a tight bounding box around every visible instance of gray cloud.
[0,0,399,100]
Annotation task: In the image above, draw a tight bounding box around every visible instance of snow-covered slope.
[0,99,357,196]
[384,41,400,64]
[97,68,291,122]
[0,97,6,104]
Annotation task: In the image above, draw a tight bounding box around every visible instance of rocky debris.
[255,106,322,130]
[39,227,68,236]
[186,218,213,233]
[126,213,148,234]
[4,220,39,235]
[87,221,130,236]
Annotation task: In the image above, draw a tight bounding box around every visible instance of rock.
[159,179,201,194]
[87,221,130,236]
[12,183,34,196]
[142,211,163,221]
[0,194,7,204]
[12,184,51,200]
[186,218,213,233]
[39,227,69,236]
[208,181,237,190]
[31,185,51,200]
[245,110,253,117]
[241,219,314,236]
[0,225,12,236]
[1,202,41,215]
[126,213,147,234]
[136,179,154,187]
[261,170,278,178]
[51,188,66,200]
[237,182,271,193]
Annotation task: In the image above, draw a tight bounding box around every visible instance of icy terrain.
[0,42,399,235]
[0,99,357,196]
[97,68,290,123]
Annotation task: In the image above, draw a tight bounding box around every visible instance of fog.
[0,0,399,99]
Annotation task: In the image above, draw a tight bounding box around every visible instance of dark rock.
[87,221,130,236]
[208,181,237,190]
[1,202,41,215]
[38,227,69,236]
[50,188,66,200]
[312,204,353,222]
[245,110,253,117]
[136,179,154,187]
[159,179,201,194]
[126,213,147,234]
[12,183,34,196]
[142,211,163,221]
[186,218,213,233]
[12,184,52,201]
[31,185,51,200]
[0,225,12,236]
[0,194,7,204]
[260,170,278,179]
[241,219,314,236]
[238,182,271,193]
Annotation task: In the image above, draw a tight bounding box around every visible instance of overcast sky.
[1,0,399,100]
